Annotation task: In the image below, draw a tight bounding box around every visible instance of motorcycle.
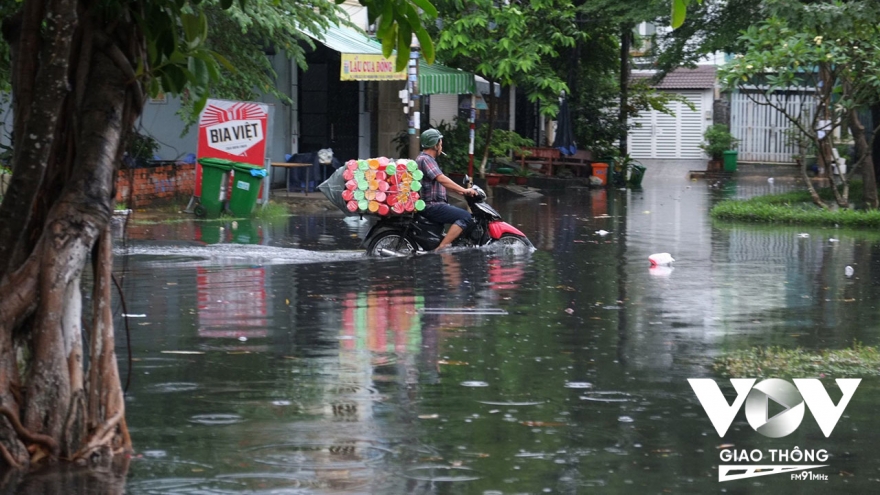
[363,175,533,257]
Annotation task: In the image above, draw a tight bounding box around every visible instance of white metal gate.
[730,90,816,163]
[629,91,705,159]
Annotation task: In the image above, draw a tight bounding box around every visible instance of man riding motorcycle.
[415,129,479,250]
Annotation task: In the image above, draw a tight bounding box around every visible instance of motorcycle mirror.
[463,174,470,186]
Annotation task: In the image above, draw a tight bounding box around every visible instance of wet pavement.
[88,163,880,493]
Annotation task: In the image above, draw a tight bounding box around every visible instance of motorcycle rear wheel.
[367,232,417,257]
[495,233,533,250]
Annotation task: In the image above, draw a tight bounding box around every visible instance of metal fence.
[730,90,817,164]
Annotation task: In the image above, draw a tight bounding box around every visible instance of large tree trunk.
[0,0,139,473]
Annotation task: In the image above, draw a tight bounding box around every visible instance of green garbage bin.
[228,162,268,217]
[723,150,738,172]
[628,164,647,188]
[196,158,233,218]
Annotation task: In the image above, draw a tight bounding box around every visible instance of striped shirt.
[416,152,447,204]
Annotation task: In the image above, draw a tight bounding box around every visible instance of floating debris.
[648,253,674,266]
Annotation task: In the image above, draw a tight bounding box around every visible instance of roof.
[305,25,476,94]
[631,66,717,90]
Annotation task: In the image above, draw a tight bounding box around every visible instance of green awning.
[304,25,475,94]
[302,24,380,54]
[419,61,476,95]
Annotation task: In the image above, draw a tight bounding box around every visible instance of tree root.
[72,408,124,461]
[0,442,22,470]
[0,405,58,456]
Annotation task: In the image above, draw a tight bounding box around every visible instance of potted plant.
[513,166,532,185]
[608,153,644,187]
[699,124,738,172]
[484,172,503,187]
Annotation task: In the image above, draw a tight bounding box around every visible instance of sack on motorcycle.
[318,167,360,217]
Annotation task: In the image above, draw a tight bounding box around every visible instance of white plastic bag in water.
[648,253,675,266]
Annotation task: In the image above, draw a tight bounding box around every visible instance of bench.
[555,149,593,177]
[514,147,593,177]
[514,147,560,176]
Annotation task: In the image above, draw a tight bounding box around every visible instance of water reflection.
[23,168,880,493]
[197,266,268,341]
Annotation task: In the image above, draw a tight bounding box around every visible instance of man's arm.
[436,174,476,196]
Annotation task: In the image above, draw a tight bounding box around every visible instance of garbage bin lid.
[198,157,235,170]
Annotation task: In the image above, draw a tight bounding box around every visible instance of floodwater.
[40,164,880,493]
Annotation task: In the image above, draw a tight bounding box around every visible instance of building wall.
[428,94,459,127]
[116,163,196,206]
[377,81,408,158]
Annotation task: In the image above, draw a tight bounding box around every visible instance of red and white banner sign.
[195,99,269,196]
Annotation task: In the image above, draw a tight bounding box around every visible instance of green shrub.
[700,124,738,160]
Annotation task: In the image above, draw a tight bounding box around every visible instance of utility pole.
[408,36,421,159]
[468,94,476,177]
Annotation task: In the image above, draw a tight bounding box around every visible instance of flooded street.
[110,164,880,494]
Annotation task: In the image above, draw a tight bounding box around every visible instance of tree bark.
[849,108,877,209]
[797,157,827,209]
[0,0,77,279]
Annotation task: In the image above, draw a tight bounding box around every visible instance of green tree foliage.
[431,0,582,174]
[719,0,880,209]
[565,0,679,157]
[653,0,762,75]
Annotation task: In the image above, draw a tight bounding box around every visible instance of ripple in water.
[146,382,199,393]
[119,243,365,267]
[476,400,543,406]
[579,391,633,403]
[404,465,481,482]
[564,382,593,389]
[188,413,244,425]
[461,381,489,388]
